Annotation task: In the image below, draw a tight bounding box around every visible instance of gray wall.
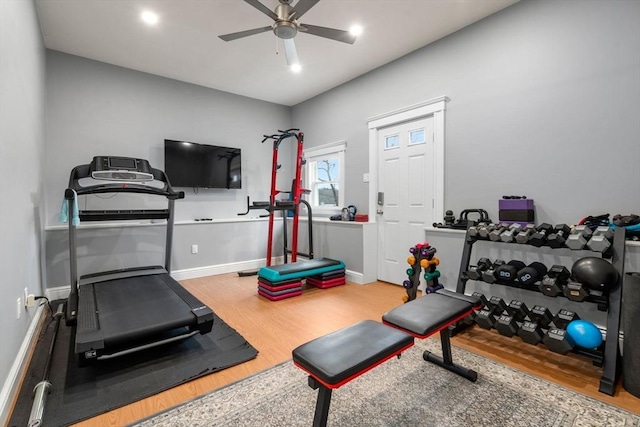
[0,0,46,417]
[291,0,640,224]
[43,51,292,288]
[45,51,293,225]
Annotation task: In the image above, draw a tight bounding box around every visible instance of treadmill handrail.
[64,158,181,325]
[65,164,185,200]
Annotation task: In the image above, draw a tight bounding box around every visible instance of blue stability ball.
[566,320,603,349]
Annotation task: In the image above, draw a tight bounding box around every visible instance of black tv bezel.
[164,139,241,189]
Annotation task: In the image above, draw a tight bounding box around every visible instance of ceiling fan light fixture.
[140,10,159,26]
[273,21,297,39]
[349,24,363,37]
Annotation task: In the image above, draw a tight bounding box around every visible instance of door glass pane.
[385,135,400,149]
[409,129,425,145]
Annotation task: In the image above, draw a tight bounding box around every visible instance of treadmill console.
[90,156,154,182]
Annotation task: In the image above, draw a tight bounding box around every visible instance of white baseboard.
[170,257,283,281]
[345,270,365,284]
[46,259,368,298]
[0,304,45,427]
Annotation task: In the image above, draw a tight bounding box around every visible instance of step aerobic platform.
[306,276,346,289]
[257,277,302,288]
[257,280,303,293]
[258,287,302,301]
[258,258,345,282]
[310,268,346,280]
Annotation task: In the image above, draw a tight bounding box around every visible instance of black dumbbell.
[466,258,493,281]
[506,300,530,322]
[474,294,503,329]
[563,280,589,302]
[538,265,570,297]
[547,224,571,249]
[552,309,580,329]
[471,291,489,308]
[518,321,545,345]
[528,305,553,328]
[500,223,523,243]
[529,223,553,247]
[488,296,508,314]
[476,296,508,329]
[489,223,511,242]
[475,306,500,329]
[515,223,536,244]
[565,225,593,250]
[543,328,575,354]
[481,259,505,284]
[496,314,520,337]
[459,292,489,327]
[495,260,526,285]
[517,262,548,288]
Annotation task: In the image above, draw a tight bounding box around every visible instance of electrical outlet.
[17,298,21,319]
[26,294,36,308]
[191,244,198,254]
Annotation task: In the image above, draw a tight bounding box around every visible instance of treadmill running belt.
[78,274,198,350]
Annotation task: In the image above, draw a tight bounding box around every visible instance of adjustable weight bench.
[292,289,481,427]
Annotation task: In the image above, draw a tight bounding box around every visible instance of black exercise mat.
[8,310,258,427]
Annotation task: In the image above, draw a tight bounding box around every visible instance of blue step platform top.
[258,258,345,282]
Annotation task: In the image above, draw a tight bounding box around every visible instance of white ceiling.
[35,0,517,106]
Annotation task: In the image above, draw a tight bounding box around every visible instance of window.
[409,128,425,145]
[304,141,346,213]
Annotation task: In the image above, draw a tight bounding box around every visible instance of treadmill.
[64,156,214,364]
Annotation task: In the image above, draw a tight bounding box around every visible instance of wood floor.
[56,273,638,426]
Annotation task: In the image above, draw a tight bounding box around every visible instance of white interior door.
[377,117,435,285]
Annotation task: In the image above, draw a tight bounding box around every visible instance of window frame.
[303,141,347,215]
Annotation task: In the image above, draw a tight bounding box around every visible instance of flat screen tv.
[164,139,241,189]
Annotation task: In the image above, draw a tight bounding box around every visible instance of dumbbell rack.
[451,226,626,396]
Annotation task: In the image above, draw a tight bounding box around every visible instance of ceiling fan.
[218,0,357,67]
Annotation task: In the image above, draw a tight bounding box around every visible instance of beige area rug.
[133,338,639,426]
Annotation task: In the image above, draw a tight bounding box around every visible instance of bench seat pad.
[292,320,414,388]
[382,290,481,338]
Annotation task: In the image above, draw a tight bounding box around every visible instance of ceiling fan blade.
[218,26,272,42]
[299,23,356,44]
[289,0,320,20]
[244,0,278,21]
[283,38,300,66]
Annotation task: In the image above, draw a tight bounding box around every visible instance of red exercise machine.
[239,128,313,267]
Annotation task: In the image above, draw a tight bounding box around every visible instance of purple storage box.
[499,198,534,210]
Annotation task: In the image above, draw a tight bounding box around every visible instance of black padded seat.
[382,289,481,338]
[293,320,414,388]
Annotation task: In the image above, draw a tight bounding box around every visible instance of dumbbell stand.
[598,226,625,395]
[453,224,626,396]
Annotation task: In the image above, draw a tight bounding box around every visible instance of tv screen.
[164,139,241,189]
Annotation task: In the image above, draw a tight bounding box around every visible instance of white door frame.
[367,96,448,228]
[367,96,449,227]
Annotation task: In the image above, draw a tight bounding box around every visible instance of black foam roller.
[623,272,640,398]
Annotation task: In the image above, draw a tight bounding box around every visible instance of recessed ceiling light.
[141,11,159,25]
[291,63,302,73]
[349,25,363,37]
